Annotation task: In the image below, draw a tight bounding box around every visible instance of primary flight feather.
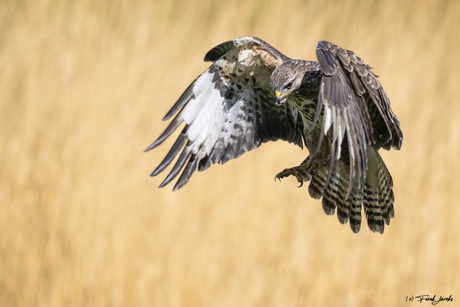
[146,36,403,234]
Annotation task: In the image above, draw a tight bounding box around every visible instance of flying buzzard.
[146,36,403,234]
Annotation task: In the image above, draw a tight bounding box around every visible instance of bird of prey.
[146,36,403,234]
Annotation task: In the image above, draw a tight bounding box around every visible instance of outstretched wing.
[146,36,304,190]
[313,40,403,195]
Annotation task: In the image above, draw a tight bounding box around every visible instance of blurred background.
[1,0,459,306]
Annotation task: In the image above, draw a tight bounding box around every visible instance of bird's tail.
[307,147,395,233]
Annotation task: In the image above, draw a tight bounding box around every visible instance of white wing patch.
[322,104,347,160]
[182,71,226,156]
[323,105,333,135]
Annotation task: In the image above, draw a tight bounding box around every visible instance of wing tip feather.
[162,80,196,121]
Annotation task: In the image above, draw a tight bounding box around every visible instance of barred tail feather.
[363,148,395,233]
[306,147,395,234]
[347,185,364,233]
[308,160,362,233]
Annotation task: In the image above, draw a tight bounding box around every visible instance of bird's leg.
[275,154,329,187]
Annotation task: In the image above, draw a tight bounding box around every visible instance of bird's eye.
[285,82,293,90]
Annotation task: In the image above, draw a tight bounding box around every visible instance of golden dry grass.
[1,0,459,306]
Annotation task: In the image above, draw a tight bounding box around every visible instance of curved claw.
[274,170,287,182]
[275,168,304,188]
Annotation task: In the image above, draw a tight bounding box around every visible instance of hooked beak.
[275,90,287,105]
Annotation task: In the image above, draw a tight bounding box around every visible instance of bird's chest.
[288,97,319,128]
[288,96,324,150]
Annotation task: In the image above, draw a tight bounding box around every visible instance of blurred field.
[1,0,460,306]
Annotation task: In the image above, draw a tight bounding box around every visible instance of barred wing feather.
[146,37,304,190]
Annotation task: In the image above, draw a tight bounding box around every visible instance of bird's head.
[270,60,306,105]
